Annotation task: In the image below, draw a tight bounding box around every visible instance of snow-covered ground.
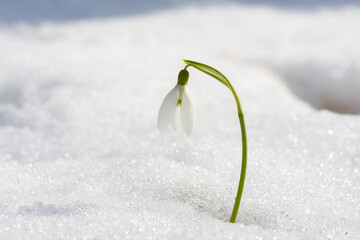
[0,2,359,239]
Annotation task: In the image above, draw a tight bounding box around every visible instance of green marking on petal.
[177,99,182,106]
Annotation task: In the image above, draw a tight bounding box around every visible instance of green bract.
[183,60,230,88]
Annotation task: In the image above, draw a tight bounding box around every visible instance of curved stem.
[184,62,247,223]
[227,83,247,223]
[183,60,247,223]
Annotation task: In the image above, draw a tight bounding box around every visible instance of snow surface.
[0,2,359,240]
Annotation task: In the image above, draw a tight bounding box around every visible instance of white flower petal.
[180,87,195,136]
[171,107,181,131]
[158,85,180,131]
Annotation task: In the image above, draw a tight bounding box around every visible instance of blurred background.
[0,0,358,23]
[1,0,359,115]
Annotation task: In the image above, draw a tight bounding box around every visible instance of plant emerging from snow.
[158,69,194,136]
[157,60,248,223]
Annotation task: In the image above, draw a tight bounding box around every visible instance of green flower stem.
[228,82,247,223]
[183,60,247,223]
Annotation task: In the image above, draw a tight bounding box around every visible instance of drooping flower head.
[157,69,195,136]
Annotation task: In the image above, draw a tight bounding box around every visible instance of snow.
[0,2,359,239]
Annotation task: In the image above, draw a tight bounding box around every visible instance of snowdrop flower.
[157,60,248,223]
[158,69,195,136]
